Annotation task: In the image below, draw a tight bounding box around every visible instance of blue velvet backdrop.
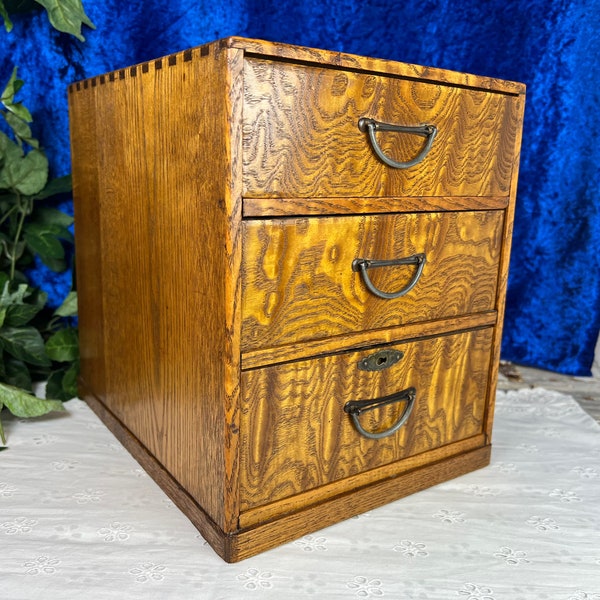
[2,0,599,375]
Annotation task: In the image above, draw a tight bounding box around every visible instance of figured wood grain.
[69,43,243,532]
[243,58,520,198]
[484,94,526,441]
[232,445,491,562]
[243,195,510,217]
[234,446,492,561]
[226,37,525,95]
[239,433,486,528]
[242,312,498,370]
[69,37,525,563]
[242,211,503,351]
[240,328,493,510]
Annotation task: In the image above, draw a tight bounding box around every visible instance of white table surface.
[2,387,600,599]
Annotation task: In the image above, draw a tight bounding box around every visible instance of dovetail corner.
[91,78,97,87]
[99,74,106,84]
[68,84,73,94]
[183,49,193,62]
[76,81,81,91]
[142,62,149,73]
[168,55,177,66]
[118,69,125,80]
[83,79,88,89]
[130,66,137,77]
[109,71,115,82]
[200,45,209,57]
[155,59,163,70]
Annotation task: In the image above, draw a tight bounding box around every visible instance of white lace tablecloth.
[2,387,600,599]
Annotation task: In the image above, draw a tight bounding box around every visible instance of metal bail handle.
[358,117,437,169]
[352,253,426,300]
[344,387,416,440]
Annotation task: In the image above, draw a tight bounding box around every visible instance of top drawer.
[243,58,520,199]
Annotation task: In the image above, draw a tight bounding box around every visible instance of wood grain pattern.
[68,79,106,401]
[86,363,490,563]
[226,37,525,95]
[231,445,491,562]
[242,311,498,370]
[83,386,230,559]
[243,58,520,198]
[242,211,503,351]
[83,383,491,563]
[69,37,525,562]
[239,433,486,528]
[484,93,527,441]
[240,327,493,510]
[221,45,245,533]
[243,195,510,217]
[70,43,243,532]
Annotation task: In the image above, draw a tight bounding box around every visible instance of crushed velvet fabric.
[1,0,598,374]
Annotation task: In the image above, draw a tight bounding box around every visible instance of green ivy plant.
[0,0,94,40]
[0,0,93,446]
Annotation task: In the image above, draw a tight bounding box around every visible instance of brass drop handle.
[352,253,426,299]
[344,387,416,440]
[358,117,437,169]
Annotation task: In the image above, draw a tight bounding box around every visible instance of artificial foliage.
[0,0,93,445]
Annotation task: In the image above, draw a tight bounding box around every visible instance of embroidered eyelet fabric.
[2,388,600,599]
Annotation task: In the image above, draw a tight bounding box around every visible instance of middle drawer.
[242,211,503,352]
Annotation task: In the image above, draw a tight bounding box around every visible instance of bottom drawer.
[240,327,493,511]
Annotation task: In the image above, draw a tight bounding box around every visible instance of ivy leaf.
[45,326,78,362]
[0,280,28,306]
[0,147,48,195]
[33,174,72,200]
[0,281,45,326]
[33,0,95,42]
[31,207,74,232]
[54,290,77,317]
[4,356,32,390]
[0,325,51,366]
[23,221,66,262]
[3,110,39,149]
[5,300,43,326]
[0,67,32,123]
[0,381,65,417]
[0,129,24,166]
[0,1,13,33]
[61,360,78,397]
[35,255,66,273]
[46,361,77,401]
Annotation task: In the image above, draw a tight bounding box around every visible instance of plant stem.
[9,192,26,280]
[0,203,19,228]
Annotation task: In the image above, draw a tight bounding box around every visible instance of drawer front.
[242,211,503,352]
[243,58,520,199]
[240,328,493,511]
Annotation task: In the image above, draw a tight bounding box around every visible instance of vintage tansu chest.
[68,37,525,562]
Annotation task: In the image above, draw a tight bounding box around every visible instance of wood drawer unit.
[240,328,493,515]
[243,57,519,199]
[242,211,504,351]
[69,37,525,562]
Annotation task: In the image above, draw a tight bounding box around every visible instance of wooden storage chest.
[68,37,525,562]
